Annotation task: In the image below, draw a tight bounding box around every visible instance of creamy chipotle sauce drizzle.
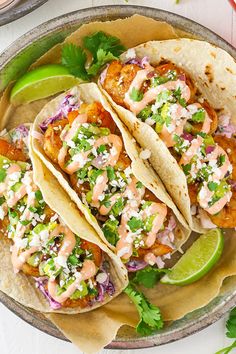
[1,160,96,304]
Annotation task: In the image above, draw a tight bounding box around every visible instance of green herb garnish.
[102,218,119,246]
[215,307,236,354]
[61,31,125,80]
[191,109,205,123]
[127,217,143,232]
[124,283,163,335]
[130,87,144,102]
[132,266,170,288]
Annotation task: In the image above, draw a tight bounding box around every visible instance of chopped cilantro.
[182,163,191,175]
[191,109,205,123]
[207,181,218,192]
[208,180,230,207]
[102,219,119,246]
[143,215,156,232]
[173,87,187,107]
[35,190,43,202]
[111,198,125,217]
[0,168,6,182]
[136,181,143,189]
[88,169,103,186]
[0,197,5,206]
[197,132,207,138]
[218,154,226,167]
[130,87,144,102]
[141,201,152,210]
[77,166,88,180]
[137,106,152,121]
[128,217,143,232]
[107,166,116,181]
[29,206,37,213]
[102,199,111,208]
[20,219,32,226]
[97,144,106,154]
[68,254,79,266]
[151,75,169,86]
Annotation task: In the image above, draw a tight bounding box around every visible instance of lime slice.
[161,229,224,286]
[10,64,79,105]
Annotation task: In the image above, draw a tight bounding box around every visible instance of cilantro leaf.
[137,105,152,121]
[136,181,143,189]
[111,198,125,217]
[124,283,163,335]
[132,266,170,288]
[102,219,119,246]
[106,166,116,181]
[62,32,125,80]
[0,169,6,182]
[191,109,205,123]
[130,88,144,102]
[128,216,143,232]
[218,154,226,167]
[208,181,218,192]
[87,49,117,76]
[182,163,191,175]
[215,307,236,354]
[61,43,90,80]
[226,308,236,339]
[173,87,186,107]
[83,31,125,59]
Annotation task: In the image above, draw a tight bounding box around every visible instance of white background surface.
[0,0,235,353]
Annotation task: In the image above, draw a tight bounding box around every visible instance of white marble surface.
[0,0,235,353]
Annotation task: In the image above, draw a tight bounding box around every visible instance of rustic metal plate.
[0,5,236,349]
[0,0,48,27]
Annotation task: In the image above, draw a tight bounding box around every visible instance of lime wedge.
[10,64,79,105]
[161,229,224,286]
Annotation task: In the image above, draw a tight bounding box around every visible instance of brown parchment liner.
[101,40,236,233]
[0,14,236,354]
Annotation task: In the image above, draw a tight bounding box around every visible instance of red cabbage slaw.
[216,114,236,138]
[39,91,81,132]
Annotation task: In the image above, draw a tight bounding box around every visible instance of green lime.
[10,64,79,105]
[161,229,224,286]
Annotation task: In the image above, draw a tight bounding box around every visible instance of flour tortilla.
[100,38,236,232]
[32,83,190,256]
[0,127,128,313]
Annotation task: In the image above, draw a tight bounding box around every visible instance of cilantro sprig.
[124,283,164,335]
[216,308,236,354]
[132,266,170,288]
[61,31,125,80]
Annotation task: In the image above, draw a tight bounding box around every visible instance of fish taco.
[31,83,189,272]
[100,38,236,232]
[0,124,127,313]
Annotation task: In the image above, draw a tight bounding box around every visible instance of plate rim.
[0,0,48,27]
[0,4,236,350]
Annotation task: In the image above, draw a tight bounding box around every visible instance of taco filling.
[38,88,181,270]
[101,59,236,228]
[0,126,116,309]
